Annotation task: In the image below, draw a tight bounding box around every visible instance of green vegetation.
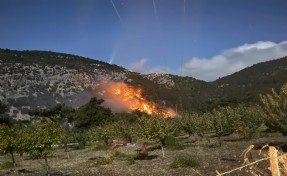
[2,49,287,114]
[0,161,14,170]
[0,102,10,125]
[0,124,20,167]
[165,136,185,150]
[90,157,113,167]
[26,118,63,175]
[1,83,287,174]
[260,83,287,135]
[74,97,112,129]
[133,151,149,160]
[135,116,174,157]
[170,156,200,168]
[0,102,8,115]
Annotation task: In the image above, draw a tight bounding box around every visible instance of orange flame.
[109,83,176,118]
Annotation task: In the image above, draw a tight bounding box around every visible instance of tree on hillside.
[0,102,10,125]
[29,104,75,122]
[74,97,112,129]
[260,83,287,135]
[0,102,8,114]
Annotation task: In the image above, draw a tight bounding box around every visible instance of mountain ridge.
[1,48,287,119]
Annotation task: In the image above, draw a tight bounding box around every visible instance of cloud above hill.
[130,58,170,74]
[181,41,287,81]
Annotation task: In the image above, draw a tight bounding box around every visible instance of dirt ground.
[1,132,286,176]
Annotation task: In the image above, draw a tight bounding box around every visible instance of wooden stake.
[269,146,280,176]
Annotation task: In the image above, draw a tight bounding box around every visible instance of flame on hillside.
[108,83,176,118]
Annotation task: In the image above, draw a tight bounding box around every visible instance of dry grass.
[0,132,287,176]
[216,145,287,176]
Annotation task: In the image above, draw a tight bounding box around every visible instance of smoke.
[95,83,131,113]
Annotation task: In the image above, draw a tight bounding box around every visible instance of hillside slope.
[213,56,287,104]
[0,49,208,119]
[1,48,287,119]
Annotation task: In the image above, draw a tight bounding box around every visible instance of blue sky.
[1,0,287,81]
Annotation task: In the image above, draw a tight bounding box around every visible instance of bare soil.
[1,132,286,176]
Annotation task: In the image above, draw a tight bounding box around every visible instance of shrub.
[0,161,14,169]
[260,84,287,135]
[133,151,149,160]
[113,151,128,158]
[170,156,200,168]
[71,144,85,150]
[165,136,185,150]
[91,157,113,167]
[93,143,110,151]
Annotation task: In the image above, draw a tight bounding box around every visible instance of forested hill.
[213,56,287,106]
[0,48,287,119]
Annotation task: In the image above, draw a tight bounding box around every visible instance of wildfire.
[109,83,176,118]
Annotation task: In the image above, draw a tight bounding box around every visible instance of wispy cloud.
[129,58,169,74]
[180,41,287,81]
[130,58,148,73]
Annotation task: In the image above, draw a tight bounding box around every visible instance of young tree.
[211,107,236,146]
[232,105,263,139]
[87,123,116,145]
[112,118,136,143]
[135,116,172,157]
[179,113,211,137]
[260,84,287,135]
[0,124,19,167]
[26,118,63,176]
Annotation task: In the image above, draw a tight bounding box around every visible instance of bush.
[113,151,128,158]
[126,156,136,165]
[165,136,185,150]
[260,84,287,135]
[0,161,14,169]
[91,157,113,167]
[113,151,136,165]
[133,151,149,160]
[93,143,110,151]
[170,156,200,168]
[71,144,85,150]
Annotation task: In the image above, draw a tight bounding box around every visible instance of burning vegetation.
[108,82,176,118]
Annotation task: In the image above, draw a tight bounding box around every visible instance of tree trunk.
[160,144,165,158]
[10,152,16,167]
[218,136,222,146]
[44,155,50,176]
[64,143,68,152]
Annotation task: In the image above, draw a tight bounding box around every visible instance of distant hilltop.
[1,48,287,119]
